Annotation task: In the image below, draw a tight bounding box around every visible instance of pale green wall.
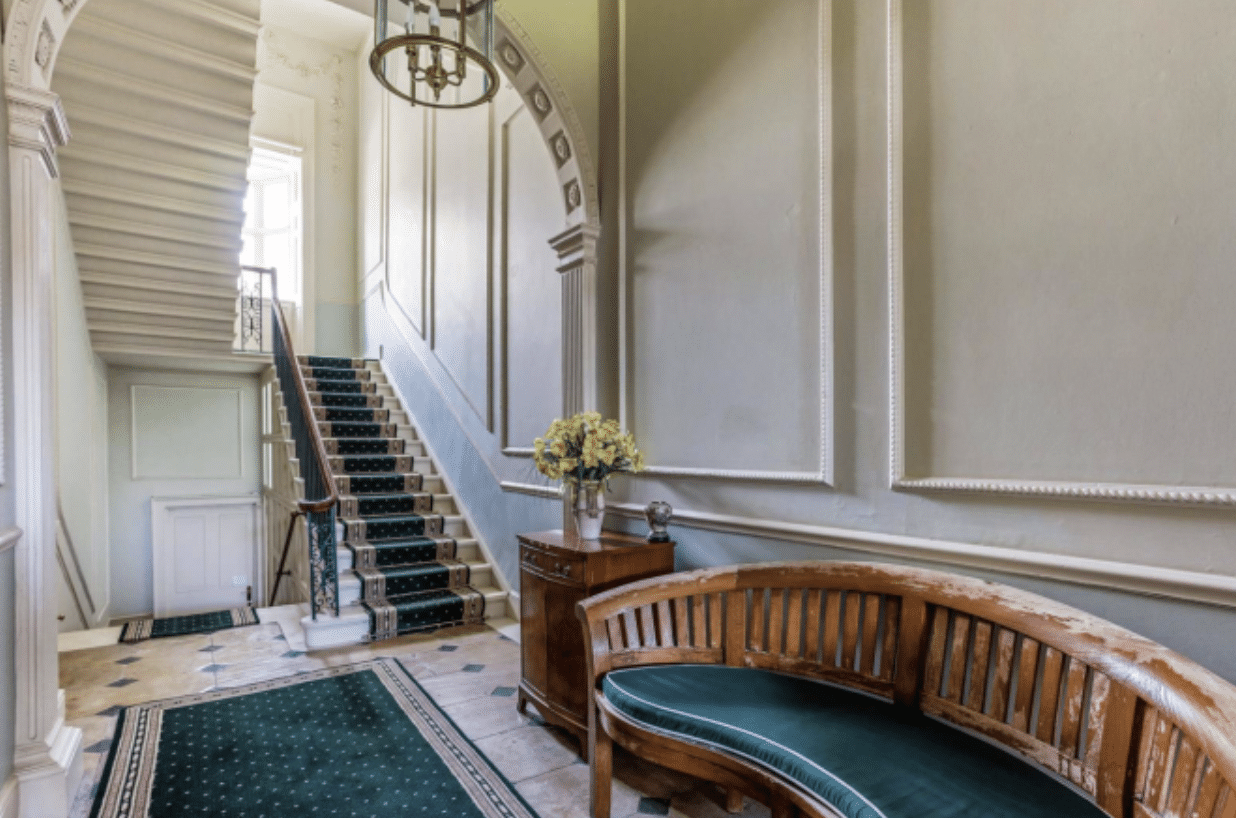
[52,185,111,627]
[107,369,262,618]
[361,0,1236,685]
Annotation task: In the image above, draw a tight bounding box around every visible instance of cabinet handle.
[554,563,572,577]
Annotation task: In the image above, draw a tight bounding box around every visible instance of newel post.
[7,82,82,818]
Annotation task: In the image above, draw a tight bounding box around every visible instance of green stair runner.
[300,355,486,641]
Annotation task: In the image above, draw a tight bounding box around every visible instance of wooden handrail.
[267,275,338,515]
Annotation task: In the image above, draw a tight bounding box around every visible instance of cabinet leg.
[725,788,744,813]
[516,690,528,715]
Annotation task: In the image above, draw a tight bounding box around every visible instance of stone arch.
[489,7,599,229]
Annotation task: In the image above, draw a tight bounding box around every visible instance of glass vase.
[572,480,605,540]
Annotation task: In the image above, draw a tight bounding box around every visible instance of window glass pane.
[265,230,292,279]
[240,233,256,266]
[263,180,291,230]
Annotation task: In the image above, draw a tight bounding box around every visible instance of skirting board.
[604,502,1236,612]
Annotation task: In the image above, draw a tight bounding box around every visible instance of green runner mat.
[118,607,259,643]
[89,658,540,818]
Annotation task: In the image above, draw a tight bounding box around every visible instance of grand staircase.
[290,355,507,650]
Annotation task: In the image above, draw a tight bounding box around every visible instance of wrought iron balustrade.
[237,265,275,353]
[268,269,339,619]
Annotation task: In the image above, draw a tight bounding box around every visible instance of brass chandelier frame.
[371,0,499,109]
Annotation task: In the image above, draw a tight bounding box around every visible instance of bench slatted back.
[742,586,902,698]
[917,605,1122,797]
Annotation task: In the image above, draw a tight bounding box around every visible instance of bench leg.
[770,792,798,818]
[590,721,613,818]
[725,788,744,813]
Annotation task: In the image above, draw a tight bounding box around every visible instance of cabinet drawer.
[521,547,584,585]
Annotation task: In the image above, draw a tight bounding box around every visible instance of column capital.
[6,83,69,177]
[549,221,600,275]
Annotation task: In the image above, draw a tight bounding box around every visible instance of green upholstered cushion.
[602,665,1108,818]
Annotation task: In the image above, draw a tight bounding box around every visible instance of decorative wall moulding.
[497,38,525,74]
[617,0,834,487]
[883,0,1236,509]
[260,30,346,176]
[605,502,1236,612]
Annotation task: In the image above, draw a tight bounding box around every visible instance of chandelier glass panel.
[371,0,498,109]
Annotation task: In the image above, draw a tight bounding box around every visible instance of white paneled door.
[152,497,261,617]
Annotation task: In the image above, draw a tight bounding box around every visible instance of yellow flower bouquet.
[533,412,644,485]
[534,412,643,539]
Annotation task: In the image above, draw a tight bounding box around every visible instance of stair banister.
[262,265,341,619]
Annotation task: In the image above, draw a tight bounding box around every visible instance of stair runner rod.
[265,266,341,618]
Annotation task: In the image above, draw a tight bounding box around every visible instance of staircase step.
[336,538,482,570]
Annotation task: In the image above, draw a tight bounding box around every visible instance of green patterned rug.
[118,607,259,644]
[89,658,539,818]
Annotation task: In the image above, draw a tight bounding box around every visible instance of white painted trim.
[373,359,518,613]
[64,104,251,160]
[616,0,834,486]
[883,0,1236,509]
[61,179,244,225]
[68,213,241,252]
[75,243,238,277]
[78,271,238,300]
[150,496,262,618]
[59,144,247,192]
[0,528,20,554]
[0,776,16,818]
[500,480,559,499]
[174,0,261,36]
[55,58,254,123]
[507,590,521,623]
[606,502,1236,611]
[71,16,257,82]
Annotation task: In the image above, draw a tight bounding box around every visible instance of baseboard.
[607,503,1236,611]
[506,591,520,622]
[0,776,16,818]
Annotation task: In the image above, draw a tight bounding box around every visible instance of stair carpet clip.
[301,355,486,641]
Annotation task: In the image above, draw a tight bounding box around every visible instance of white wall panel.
[432,73,495,428]
[502,105,565,451]
[623,0,828,476]
[131,386,243,480]
[386,50,429,337]
[893,0,1236,496]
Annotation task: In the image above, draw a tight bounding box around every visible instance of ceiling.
[260,0,372,51]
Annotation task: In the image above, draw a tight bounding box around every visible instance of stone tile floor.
[60,617,771,818]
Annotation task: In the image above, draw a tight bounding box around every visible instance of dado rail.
[577,562,1236,818]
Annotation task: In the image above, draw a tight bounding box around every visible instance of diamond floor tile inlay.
[199,645,223,653]
[115,657,141,665]
[463,663,485,672]
[106,679,136,688]
[438,644,458,652]
[491,686,517,697]
[281,650,305,659]
[638,796,672,816]
[84,740,111,754]
[199,664,228,673]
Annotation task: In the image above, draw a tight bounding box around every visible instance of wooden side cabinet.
[517,529,675,756]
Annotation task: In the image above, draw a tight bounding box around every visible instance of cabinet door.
[545,581,589,723]
[520,568,548,696]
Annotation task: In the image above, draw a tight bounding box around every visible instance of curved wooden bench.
[575,561,1236,818]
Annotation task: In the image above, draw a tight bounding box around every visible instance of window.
[242,145,304,311]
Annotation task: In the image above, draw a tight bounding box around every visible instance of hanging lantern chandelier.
[370,0,498,109]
